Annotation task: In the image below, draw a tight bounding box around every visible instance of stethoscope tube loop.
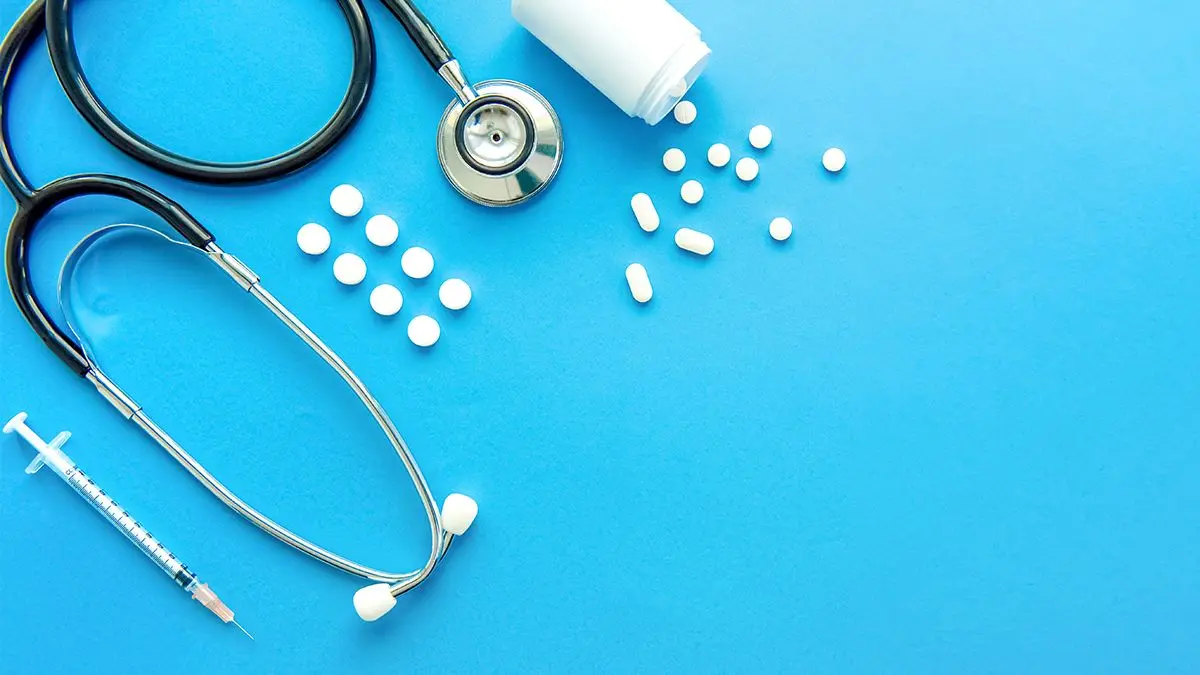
[43,0,376,184]
[0,0,47,202]
[4,173,214,375]
[7,188,459,594]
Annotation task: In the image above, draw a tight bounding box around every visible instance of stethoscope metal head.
[436,80,564,207]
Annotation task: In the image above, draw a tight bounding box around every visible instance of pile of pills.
[622,99,847,305]
[296,184,474,348]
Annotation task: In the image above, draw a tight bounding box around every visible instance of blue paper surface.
[1,1,1198,673]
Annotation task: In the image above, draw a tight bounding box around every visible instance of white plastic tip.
[442,493,479,536]
[4,412,27,434]
[353,583,397,622]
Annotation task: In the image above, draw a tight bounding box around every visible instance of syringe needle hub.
[190,582,234,622]
[189,581,251,638]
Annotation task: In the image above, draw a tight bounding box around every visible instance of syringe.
[4,412,252,639]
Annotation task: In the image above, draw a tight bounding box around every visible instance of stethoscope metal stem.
[438,60,478,105]
[81,242,458,593]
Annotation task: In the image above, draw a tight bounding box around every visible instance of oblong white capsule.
[630,193,660,232]
[625,263,653,303]
[674,228,714,256]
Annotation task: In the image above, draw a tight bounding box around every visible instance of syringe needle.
[231,619,254,641]
[5,414,254,639]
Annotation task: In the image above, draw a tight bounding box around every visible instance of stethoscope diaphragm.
[436,80,564,207]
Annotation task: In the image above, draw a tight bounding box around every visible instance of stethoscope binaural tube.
[379,0,454,71]
[4,174,477,619]
[5,175,213,375]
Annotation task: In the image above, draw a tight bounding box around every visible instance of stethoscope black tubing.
[0,0,451,376]
[0,0,43,204]
[44,0,376,184]
[378,0,453,69]
[0,1,203,377]
[5,174,213,375]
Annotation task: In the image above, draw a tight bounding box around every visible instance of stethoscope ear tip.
[354,583,398,622]
[351,494,478,621]
[442,493,479,536]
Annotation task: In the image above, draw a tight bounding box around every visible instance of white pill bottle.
[511,0,711,125]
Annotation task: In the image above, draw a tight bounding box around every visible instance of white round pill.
[670,79,688,98]
[407,315,441,348]
[769,217,793,242]
[680,180,704,205]
[364,214,399,247]
[439,278,472,311]
[296,223,330,256]
[369,284,403,316]
[707,143,731,168]
[333,253,367,286]
[735,157,760,182]
[400,246,434,279]
[330,184,364,217]
[662,148,686,173]
[749,125,773,150]
[823,147,847,173]
[673,100,697,125]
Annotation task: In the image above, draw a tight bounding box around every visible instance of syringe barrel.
[62,465,195,588]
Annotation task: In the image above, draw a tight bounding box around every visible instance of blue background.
[1,0,1198,673]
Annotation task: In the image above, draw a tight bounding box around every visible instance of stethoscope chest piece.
[437,80,563,207]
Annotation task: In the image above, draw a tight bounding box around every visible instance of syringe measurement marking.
[68,470,184,574]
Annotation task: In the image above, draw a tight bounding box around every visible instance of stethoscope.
[1,0,562,622]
